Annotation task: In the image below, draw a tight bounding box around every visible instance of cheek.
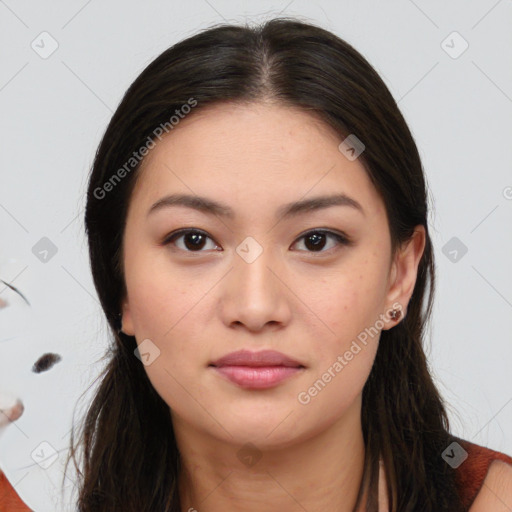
[313,275,377,336]
[125,254,202,338]
[134,306,207,414]
[306,259,387,362]
[295,276,381,419]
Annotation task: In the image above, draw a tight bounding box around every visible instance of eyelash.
[162,228,352,255]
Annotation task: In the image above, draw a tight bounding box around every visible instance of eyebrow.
[147,192,365,219]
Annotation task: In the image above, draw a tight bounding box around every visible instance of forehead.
[130,101,384,220]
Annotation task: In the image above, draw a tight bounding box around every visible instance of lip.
[209,349,305,389]
[210,349,304,368]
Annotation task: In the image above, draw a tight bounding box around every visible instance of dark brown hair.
[65,17,465,511]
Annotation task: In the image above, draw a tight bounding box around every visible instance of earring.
[390,308,402,321]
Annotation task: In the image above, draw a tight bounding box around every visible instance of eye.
[162,228,352,254]
[163,229,220,252]
[291,230,351,254]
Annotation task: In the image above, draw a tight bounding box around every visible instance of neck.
[175,394,368,512]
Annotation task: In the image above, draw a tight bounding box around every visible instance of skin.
[469,461,512,511]
[121,101,426,511]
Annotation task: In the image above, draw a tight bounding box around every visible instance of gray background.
[1,0,511,509]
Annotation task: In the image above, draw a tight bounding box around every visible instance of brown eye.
[292,230,351,253]
[304,232,329,251]
[32,353,62,374]
[164,229,220,252]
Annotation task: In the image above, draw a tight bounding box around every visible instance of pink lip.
[211,349,304,368]
[209,350,305,389]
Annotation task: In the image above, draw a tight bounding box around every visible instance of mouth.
[209,349,305,389]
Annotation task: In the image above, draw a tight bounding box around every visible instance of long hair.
[65,17,465,511]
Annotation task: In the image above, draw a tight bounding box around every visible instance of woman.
[66,17,512,511]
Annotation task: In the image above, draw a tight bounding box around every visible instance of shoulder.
[468,459,512,511]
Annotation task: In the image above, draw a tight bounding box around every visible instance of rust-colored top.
[0,471,32,511]
[0,438,511,511]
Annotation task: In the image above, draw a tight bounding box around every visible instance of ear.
[121,298,136,336]
[382,225,426,329]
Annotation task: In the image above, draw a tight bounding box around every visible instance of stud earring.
[389,308,402,321]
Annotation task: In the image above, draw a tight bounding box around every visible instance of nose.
[219,246,292,332]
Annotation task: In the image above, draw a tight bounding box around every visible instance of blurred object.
[0,399,24,429]
[0,268,82,510]
[0,277,32,510]
[31,353,62,374]
[0,280,30,307]
[0,268,32,346]
[0,275,28,433]
[0,276,28,430]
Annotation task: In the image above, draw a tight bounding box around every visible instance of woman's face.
[121,101,424,449]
